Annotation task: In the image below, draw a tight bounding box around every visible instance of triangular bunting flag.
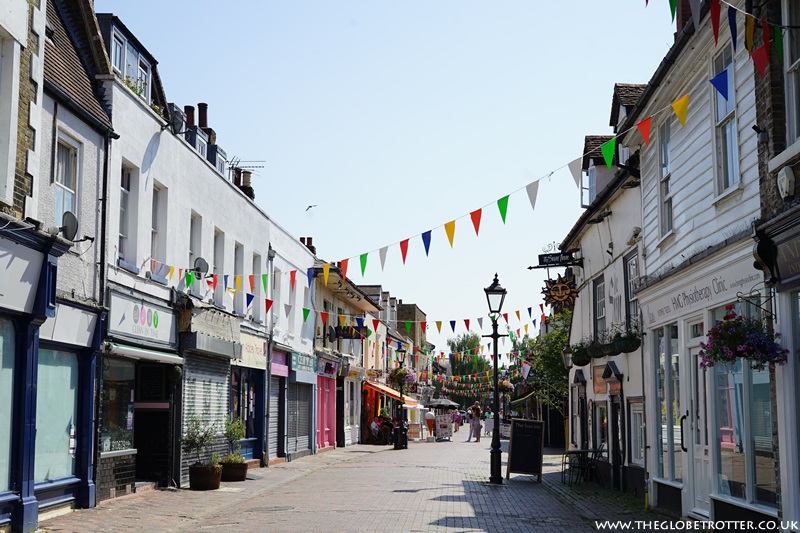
[711,0,721,45]
[516,310,521,321]
[689,0,701,31]
[470,209,482,236]
[527,307,532,318]
[752,45,768,78]
[379,246,388,271]
[303,308,310,322]
[339,315,346,327]
[669,0,677,22]
[502,313,508,323]
[436,321,442,333]
[477,317,483,330]
[284,304,292,318]
[526,181,540,212]
[356,317,363,329]
[340,259,349,280]
[420,321,426,332]
[179,268,184,281]
[728,6,737,52]
[600,137,616,169]
[168,266,175,281]
[444,220,456,247]
[464,319,470,331]
[497,195,509,224]
[307,268,314,288]
[289,270,296,291]
[360,253,368,277]
[372,318,380,332]
[246,293,254,308]
[637,117,652,145]
[532,319,537,329]
[186,271,195,288]
[235,275,241,293]
[745,13,754,55]
[422,231,432,256]
[710,70,728,101]
[568,157,582,189]
[405,321,412,334]
[671,94,689,127]
[262,273,268,293]
[323,263,330,286]
[212,274,218,290]
[320,311,328,324]
[449,320,456,332]
[265,299,273,314]
[248,274,255,293]
[400,239,409,264]
[524,324,529,334]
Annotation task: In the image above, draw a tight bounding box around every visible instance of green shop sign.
[291,352,315,373]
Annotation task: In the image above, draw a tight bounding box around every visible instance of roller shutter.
[268,376,281,460]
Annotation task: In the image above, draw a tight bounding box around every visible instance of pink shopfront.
[316,354,339,451]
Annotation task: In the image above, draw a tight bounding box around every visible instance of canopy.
[426,398,459,408]
[363,381,418,406]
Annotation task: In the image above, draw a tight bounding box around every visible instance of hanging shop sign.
[317,356,339,378]
[108,291,176,349]
[533,251,583,269]
[541,273,578,313]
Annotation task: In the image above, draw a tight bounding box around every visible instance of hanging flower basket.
[388,367,416,389]
[613,335,641,354]
[601,341,622,357]
[586,341,604,359]
[571,344,591,367]
[499,380,515,393]
[699,304,788,372]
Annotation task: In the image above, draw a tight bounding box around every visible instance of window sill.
[655,230,675,249]
[712,181,744,206]
[100,449,137,459]
[117,259,139,275]
[653,477,683,490]
[148,272,168,285]
[709,493,778,517]
[768,137,800,173]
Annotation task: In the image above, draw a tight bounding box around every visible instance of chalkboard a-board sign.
[505,418,545,481]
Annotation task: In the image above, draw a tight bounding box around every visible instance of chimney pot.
[300,237,306,245]
[306,237,313,247]
[242,170,252,188]
[198,102,208,128]
[184,105,195,127]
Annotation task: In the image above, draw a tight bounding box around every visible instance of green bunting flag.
[669,0,678,22]
[497,195,509,224]
[262,273,268,293]
[186,271,195,288]
[405,321,412,334]
[360,253,368,276]
[303,308,310,322]
[775,26,783,62]
[600,137,616,169]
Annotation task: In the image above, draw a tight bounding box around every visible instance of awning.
[105,342,183,365]
[510,389,537,407]
[363,381,418,406]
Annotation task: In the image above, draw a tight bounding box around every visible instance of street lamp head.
[397,347,407,365]
[561,345,573,369]
[484,273,507,315]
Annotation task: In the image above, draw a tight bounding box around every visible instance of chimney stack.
[184,105,195,127]
[198,102,208,128]
[300,237,306,245]
[674,0,693,40]
[239,170,255,201]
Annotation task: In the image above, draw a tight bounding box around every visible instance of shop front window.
[35,349,79,481]
[594,402,608,454]
[0,318,14,492]
[712,301,778,508]
[101,358,135,452]
[231,366,257,439]
[654,323,682,482]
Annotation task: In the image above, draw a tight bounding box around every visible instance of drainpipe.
[263,245,276,466]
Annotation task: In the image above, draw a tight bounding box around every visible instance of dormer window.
[137,59,151,102]
[110,28,152,104]
[112,34,124,73]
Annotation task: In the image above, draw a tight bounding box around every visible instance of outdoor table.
[561,448,599,485]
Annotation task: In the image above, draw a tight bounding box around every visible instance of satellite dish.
[327,326,337,342]
[194,257,209,276]
[61,211,78,241]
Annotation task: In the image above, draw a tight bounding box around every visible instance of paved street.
[40,438,671,532]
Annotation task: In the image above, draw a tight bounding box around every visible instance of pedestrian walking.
[470,402,482,442]
[451,409,461,432]
[466,409,473,441]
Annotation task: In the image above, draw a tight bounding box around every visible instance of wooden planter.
[189,464,222,490]
[221,462,249,482]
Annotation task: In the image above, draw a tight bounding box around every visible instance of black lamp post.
[483,273,506,485]
[394,347,407,450]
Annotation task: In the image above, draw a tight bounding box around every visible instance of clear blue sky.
[95,1,677,360]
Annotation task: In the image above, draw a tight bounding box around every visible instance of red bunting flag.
[340,258,349,280]
[265,299,273,314]
[421,321,426,332]
[320,311,328,324]
[637,117,652,145]
[470,209,482,236]
[502,313,508,323]
[248,274,255,293]
[212,274,218,290]
[711,0,721,45]
[289,270,297,291]
[373,319,380,332]
[464,319,470,331]
[752,45,768,78]
[399,239,409,264]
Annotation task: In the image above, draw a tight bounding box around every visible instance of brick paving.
[40,438,674,532]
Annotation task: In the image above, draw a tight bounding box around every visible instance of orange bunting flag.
[637,117,652,145]
[435,321,442,333]
[400,239,409,264]
[340,258,349,280]
[671,94,689,127]
[289,270,296,291]
[470,209,482,236]
[444,220,456,247]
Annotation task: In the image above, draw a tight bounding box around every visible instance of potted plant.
[220,418,248,482]
[601,334,622,356]
[613,331,641,354]
[699,304,788,371]
[571,342,592,367]
[586,339,604,359]
[182,414,221,490]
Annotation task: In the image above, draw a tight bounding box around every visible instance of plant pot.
[221,462,249,482]
[602,342,622,357]
[587,342,603,359]
[189,464,222,490]
[571,349,591,367]
[616,337,641,353]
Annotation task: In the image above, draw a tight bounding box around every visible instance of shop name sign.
[534,251,582,269]
[108,291,176,347]
[642,260,761,328]
[291,352,316,373]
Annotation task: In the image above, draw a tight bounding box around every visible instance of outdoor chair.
[568,444,605,486]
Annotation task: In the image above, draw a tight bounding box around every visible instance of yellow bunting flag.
[436,321,442,333]
[235,275,242,293]
[444,220,456,247]
[516,310,520,321]
[671,94,689,127]
[745,13,754,55]
[168,266,175,280]
[323,263,330,286]
[338,315,346,327]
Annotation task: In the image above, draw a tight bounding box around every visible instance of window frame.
[659,120,673,236]
[784,0,800,145]
[713,44,739,193]
[594,276,606,340]
[150,183,166,264]
[624,253,639,331]
[54,134,80,227]
[628,398,645,467]
[118,167,131,261]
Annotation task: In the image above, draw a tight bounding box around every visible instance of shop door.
[231,366,263,460]
[268,376,282,459]
[689,348,711,516]
[610,396,624,490]
[134,363,172,485]
[287,383,311,453]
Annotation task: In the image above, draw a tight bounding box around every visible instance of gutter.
[43,79,115,135]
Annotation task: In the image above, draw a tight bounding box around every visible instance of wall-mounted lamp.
[777,166,795,200]
[753,125,769,144]
[627,226,642,246]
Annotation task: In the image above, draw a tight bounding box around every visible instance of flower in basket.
[699,304,788,372]
[388,367,415,387]
[499,380,515,393]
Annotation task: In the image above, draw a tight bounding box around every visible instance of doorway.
[688,347,711,516]
[133,363,173,486]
